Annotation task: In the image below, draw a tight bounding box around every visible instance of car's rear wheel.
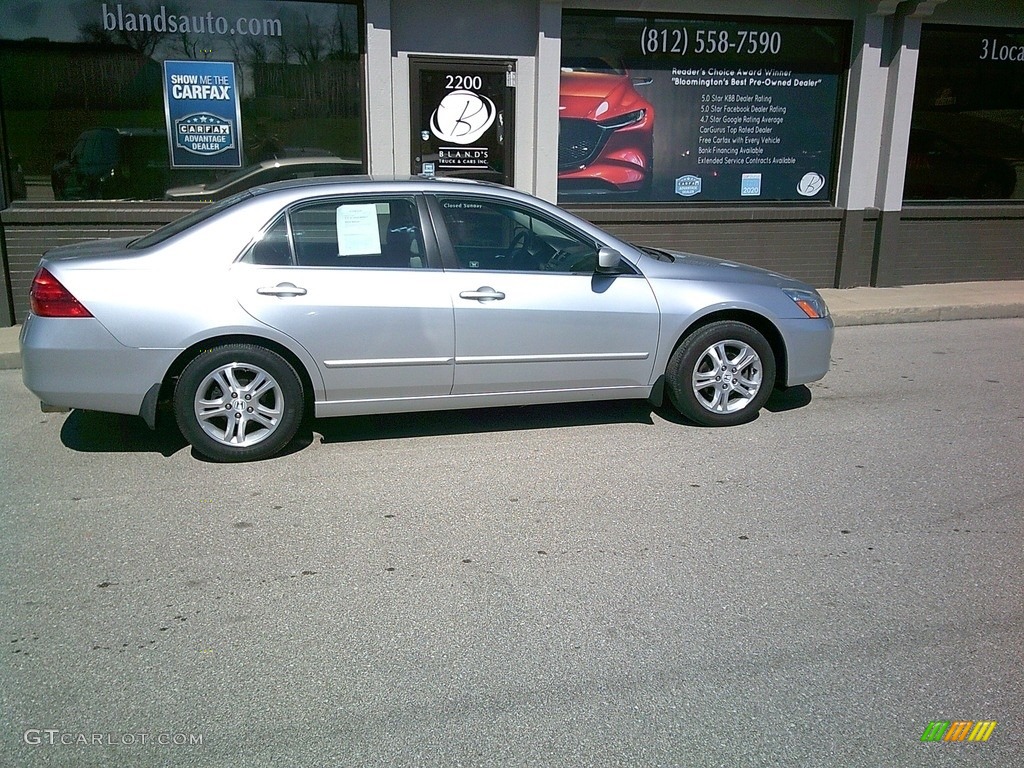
[174,344,303,462]
[666,321,776,426]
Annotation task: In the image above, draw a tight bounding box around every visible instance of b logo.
[797,172,826,197]
[430,90,496,145]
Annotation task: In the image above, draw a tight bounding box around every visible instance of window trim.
[239,193,439,270]
[426,192,634,275]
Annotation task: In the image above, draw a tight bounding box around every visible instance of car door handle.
[459,287,505,302]
[257,283,307,297]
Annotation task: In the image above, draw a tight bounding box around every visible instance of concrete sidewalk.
[1,280,1022,371]
[820,280,1024,327]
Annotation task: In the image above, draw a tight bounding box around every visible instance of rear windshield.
[129,191,253,249]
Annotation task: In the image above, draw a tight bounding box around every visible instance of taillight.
[30,268,93,318]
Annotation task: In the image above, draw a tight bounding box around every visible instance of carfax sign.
[162,60,243,168]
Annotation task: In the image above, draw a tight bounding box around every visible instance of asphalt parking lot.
[2,319,1022,767]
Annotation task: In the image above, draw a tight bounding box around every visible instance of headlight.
[784,288,830,319]
[599,109,646,130]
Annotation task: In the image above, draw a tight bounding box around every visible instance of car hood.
[638,248,811,290]
[559,71,644,120]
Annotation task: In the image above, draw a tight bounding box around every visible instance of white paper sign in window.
[336,204,381,255]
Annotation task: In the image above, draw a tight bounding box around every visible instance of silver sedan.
[21,177,833,461]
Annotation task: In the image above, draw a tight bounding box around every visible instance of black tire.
[666,321,776,427]
[174,344,304,462]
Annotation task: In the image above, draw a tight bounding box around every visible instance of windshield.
[560,57,626,75]
[129,191,253,249]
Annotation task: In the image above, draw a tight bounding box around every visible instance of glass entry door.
[410,58,515,186]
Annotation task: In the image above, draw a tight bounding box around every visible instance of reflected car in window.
[164,156,363,202]
[21,178,832,462]
[557,58,655,194]
[52,127,169,201]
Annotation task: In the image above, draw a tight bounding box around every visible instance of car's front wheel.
[173,344,304,462]
[666,321,776,427]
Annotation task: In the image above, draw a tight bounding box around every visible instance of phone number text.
[641,27,783,57]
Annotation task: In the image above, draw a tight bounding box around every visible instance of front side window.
[286,197,426,269]
[437,197,599,273]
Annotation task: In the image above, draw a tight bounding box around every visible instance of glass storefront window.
[910,25,1024,201]
[558,12,850,204]
[0,0,363,203]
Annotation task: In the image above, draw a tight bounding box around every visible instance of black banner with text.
[558,13,849,203]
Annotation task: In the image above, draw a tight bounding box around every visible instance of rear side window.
[246,216,293,266]
[288,197,425,269]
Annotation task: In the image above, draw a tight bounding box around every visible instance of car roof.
[237,176,581,232]
[250,174,509,196]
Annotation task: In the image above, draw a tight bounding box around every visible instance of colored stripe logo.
[921,721,997,742]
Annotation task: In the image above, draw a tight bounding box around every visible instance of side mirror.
[597,246,622,273]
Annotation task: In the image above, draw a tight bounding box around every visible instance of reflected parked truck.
[51,127,169,201]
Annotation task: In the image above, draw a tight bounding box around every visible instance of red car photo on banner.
[557,58,655,195]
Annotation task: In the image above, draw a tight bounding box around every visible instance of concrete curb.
[819,280,1024,328]
[826,302,1024,327]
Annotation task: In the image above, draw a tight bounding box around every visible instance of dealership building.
[1,0,1021,326]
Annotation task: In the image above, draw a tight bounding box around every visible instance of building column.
[533,1,561,203]
[835,0,949,287]
[0,75,16,325]
[363,0,396,175]
[834,6,892,287]
[872,0,949,286]
[0,225,13,327]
